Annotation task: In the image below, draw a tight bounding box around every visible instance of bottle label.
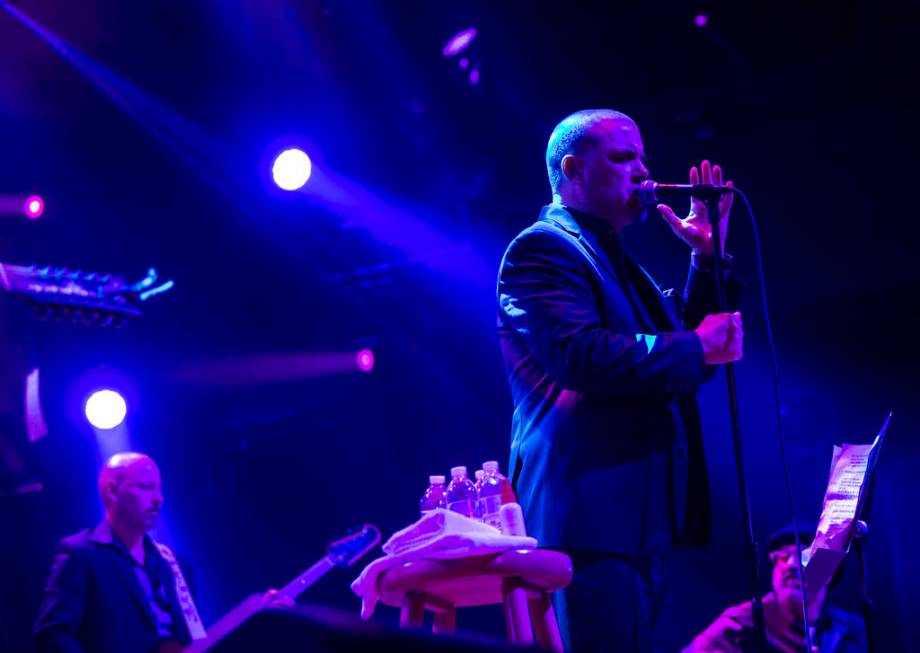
[480,495,503,530]
[447,499,474,517]
[481,495,502,516]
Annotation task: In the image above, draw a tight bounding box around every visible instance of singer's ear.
[561,154,580,183]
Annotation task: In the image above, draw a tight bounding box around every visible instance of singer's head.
[546,109,650,233]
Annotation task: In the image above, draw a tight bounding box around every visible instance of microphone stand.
[701,190,768,653]
[852,520,875,653]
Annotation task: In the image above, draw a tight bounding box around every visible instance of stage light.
[469,69,480,86]
[24,195,44,219]
[442,28,477,57]
[85,389,127,429]
[694,14,709,27]
[272,148,312,191]
[356,348,375,373]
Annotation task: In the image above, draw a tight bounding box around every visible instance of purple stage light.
[356,348,375,373]
[459,57,470,70]
[694,14,708,27]
[469,69,480,86]
[85,389,127,430]
[24,195,44,219]
[272,148,312,191]
[442,28,477,57]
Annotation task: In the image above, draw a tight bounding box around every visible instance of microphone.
[638,180,734,206]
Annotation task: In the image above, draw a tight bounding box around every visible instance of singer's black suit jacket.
[497,204,741,556]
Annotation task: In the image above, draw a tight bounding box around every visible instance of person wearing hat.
[683,523,867,652]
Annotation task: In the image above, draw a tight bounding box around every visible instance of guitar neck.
[278,556,337,600]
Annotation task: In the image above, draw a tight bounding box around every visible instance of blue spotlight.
[85,389,127,430]
[272,148,312,191]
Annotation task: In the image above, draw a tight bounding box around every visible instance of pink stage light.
[694,14,709,27]
[356,348,375,373]
[442,28,477,57]
[24,195,44,219]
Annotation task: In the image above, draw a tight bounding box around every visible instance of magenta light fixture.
[85,389,127,430]
[356,348,375,373]
[272,148,312,191]
[442,28,477,57]
[24,195,44,219]
[694,14,709,27]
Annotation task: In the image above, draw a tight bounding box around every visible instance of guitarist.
[33,452,205,653]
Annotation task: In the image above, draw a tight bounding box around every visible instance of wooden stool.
[377,548,572,651]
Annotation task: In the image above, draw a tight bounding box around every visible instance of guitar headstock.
[326,524,381,568]
[0,263,173,326]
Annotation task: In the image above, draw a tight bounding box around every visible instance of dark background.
[1,1,918,651]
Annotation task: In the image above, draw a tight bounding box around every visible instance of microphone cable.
[731,188,814,652]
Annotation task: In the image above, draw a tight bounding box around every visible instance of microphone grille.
[637,179,659,206]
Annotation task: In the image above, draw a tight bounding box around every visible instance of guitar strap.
[155,542,207,641]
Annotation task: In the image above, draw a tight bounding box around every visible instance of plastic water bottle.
[479,461,505,531]
[420,475,447,516]
[445,466,478,517]
[473,470,485,517]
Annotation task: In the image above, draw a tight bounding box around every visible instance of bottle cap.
[474,470,485,480]
[429,475,446,484]
[450,466,467,478]
[483,460,500,473]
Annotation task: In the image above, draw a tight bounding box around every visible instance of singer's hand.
[695,312,743,365]
[656,160,733,257]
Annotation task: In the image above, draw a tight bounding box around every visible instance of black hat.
[766,521,818,554]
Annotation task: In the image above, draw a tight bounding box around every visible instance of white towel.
[351,509,537,619]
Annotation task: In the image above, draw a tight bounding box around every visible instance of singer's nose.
[633,159,650,182]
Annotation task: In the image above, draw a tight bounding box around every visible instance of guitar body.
[183,595,265,653]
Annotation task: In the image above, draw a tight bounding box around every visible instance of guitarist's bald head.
[99,452,163,532]
[98,452,154,496]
